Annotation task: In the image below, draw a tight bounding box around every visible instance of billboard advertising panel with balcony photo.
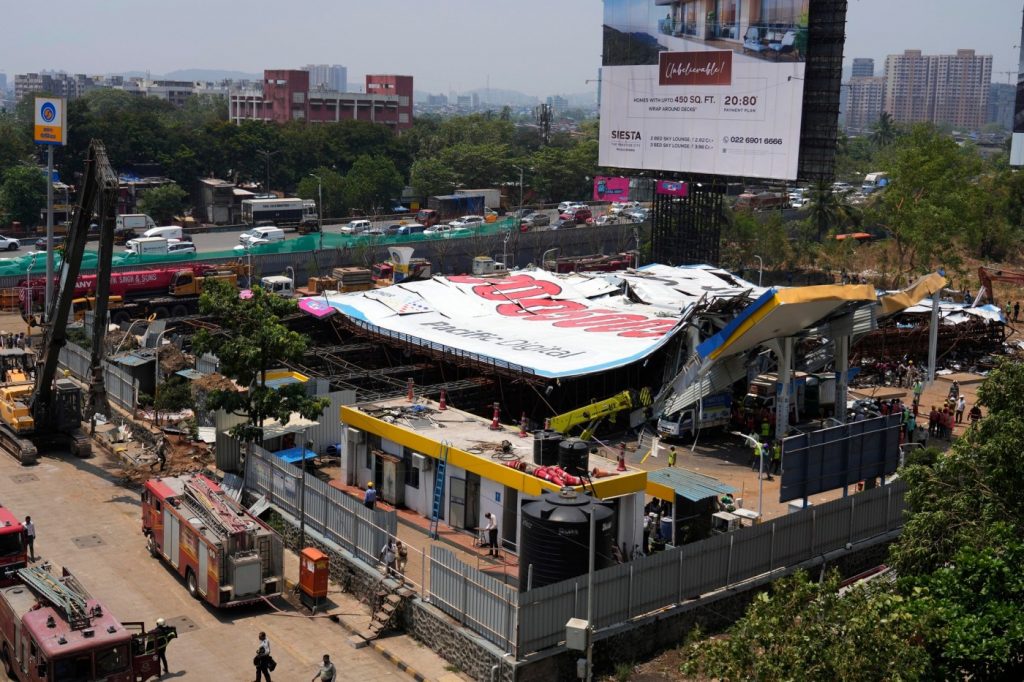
[600,0,809,180]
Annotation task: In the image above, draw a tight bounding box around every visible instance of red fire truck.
[141,474,284,607]
[0,565,165,681]
[0,506,28,585]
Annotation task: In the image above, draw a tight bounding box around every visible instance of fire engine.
[0,564,165,681]
[141,474,284,607]
[0,505,28,584]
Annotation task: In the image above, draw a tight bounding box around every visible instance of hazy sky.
[0,0,1021,95]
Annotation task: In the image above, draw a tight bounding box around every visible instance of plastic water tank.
[518,488,614,590]
[557,438,590,476]
[532,430,562,466]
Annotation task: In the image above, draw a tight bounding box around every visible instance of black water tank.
[557,438,589,476]
[532,430,562,465]
[518,489,614,590]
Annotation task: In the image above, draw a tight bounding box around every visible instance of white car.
[167,239,196,255]
[424,224,471,237]
[340,219,372,234]
[609,201,642,215]
[557,201,583,213]
[0,236,20,251]
[449,215,485,229]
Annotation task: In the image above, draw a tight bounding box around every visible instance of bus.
[240,198,316,226]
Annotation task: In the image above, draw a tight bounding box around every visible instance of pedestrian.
[969,403,983,426]
[154,437,167,472]
[363,481,376,509]
[311,654,336,681]
[770,440,782,477]
[380,538,397,577]
[667,446,677,467]
[749,435,761,471]
[150,617,176,676]
[395,540,408,575]
[641,513,652,555]
[483,512,499,557]
[760,418,771,443]
[928,406,939,437]
[955,396,966,424]
[1015,301,1021,323]
[23,516,35,561]
[254,631,274,682]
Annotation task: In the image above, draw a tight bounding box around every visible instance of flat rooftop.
[342,396,647,499]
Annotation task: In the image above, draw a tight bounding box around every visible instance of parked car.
[0,236,20,251]
[424,224,471,237]
[385,224,404,235]
[35,235,67,251]
[560,207,593,225]
[594,215,623,226]
[341,219,372,234]
[520,213,551,231]
[625,208,649,223]
[397,223,427,236]
[557,201,585,213]
[609,201,642,215]
[450,215,485,229]
[167,239,197,255]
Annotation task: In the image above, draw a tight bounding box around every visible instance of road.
[0,450,432,682]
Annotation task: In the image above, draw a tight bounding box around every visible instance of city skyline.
[0,0,1021,96]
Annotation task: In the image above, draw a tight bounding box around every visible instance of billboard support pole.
[834,334,850,423]
[775,337,793,440]
[45,145,54,322]
[927,289,939,384]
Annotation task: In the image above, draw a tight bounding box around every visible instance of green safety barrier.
[0,218,521,277]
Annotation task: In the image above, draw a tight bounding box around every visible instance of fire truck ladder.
[19,567,94,630]
[182,478,250,539]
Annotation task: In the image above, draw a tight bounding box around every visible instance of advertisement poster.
[599,0,809,180]
[593,176,631,201]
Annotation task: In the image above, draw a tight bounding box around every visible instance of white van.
[341,219,371,235]
[125,237,170,255]
[240,226,285,246]
[143,226,183,241]
[167,240,197,255]
[260,275,294,297]
[116,214,157,231]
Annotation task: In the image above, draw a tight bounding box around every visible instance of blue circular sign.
[40,102,57,123]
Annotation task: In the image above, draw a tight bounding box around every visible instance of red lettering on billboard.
[658,51,732,86]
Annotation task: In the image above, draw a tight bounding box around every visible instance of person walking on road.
[23,516,35,561]
[254,631,274,681]
[484,512,499,557]
[667,446,677,467]
[363,481,376,510]
[311,654,336,681]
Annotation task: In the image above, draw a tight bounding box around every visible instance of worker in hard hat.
[363,481,377,510]
[150,617,177,675]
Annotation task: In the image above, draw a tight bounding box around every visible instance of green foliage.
[0,115,33,180]
[0,165,47,227]
[870,111,899,149]
[138,183,187,224]
[720,210,792,274]
[191,280,329,443]
[154,376,195,413]
[297,167,346,220]
[409,157,457,198]
[343,154,404,211]
[805,180,860,240]
[680,570,930,681]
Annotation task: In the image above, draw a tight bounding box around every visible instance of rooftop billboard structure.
[600,0,811,180]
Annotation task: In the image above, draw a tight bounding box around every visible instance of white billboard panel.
[1010,9,1024,166]
[600,0,809,180]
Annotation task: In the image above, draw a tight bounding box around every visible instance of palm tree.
[870,112,897,148]
[806,180,856,240]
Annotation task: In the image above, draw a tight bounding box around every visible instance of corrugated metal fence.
[244,444,397,567]
[515,479,907,654]
[57,341,139,411]
[427,546,519,655]
[417,479,909,658]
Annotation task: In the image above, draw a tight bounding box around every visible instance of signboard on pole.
[34,97,67,146]
[593,176,631,202]
[599,1,809,180]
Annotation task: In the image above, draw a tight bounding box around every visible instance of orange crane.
[978,266,1024,305]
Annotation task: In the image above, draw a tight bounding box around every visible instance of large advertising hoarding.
[600,0,809,180]
[593,176,631,201]
[1011,11,1024,166]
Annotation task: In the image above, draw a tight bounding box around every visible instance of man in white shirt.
[484,512,498,557]
[23,516,35,561]
[312,654,336,681]
[255,631,272,681]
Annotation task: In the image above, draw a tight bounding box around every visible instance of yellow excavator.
[548,388,652,440]
[0,140,119,464]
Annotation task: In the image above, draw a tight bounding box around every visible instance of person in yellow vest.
[667,446,677,467]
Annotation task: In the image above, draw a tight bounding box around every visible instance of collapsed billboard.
[600,0,809,180]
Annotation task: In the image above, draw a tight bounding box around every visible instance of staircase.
[366,581,405,640]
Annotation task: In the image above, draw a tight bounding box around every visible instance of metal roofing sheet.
[648,466,735,501]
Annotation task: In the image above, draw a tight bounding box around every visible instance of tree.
[409,157,457,198]
[806,180,858,240]
[680,570,930,681]
[138,183,187,224]
[191,280,329,445]
[343,154,403,211]
[0,165,47,227]
[297,167,346,220]
[154,376,195,414]
[870,111,898,148]
[0,116,33,180]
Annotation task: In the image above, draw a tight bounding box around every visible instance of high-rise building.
[303,64,347,92]
[0,72,7,93]
[988,82,1014,130]
[14,71,98,103]
[547,95,568,114]
[883,49,992,130]
[845,77,886,133]
[851,58,874,78]
[229,70,413,130]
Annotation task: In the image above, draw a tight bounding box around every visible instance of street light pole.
[512,165,524,217]
[153,330,168,426]
[754,255,764,287]
[256,149,280,195]
[310,173,324,251]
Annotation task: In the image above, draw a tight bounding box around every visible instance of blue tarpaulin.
[273,446,316,465]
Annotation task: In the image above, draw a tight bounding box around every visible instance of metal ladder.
[19,567,93,630]
[428,441,451,540]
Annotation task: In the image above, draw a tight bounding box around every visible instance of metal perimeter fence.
[58,341,138,411]
[428,478,907,658]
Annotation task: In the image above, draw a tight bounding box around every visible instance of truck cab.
[260,276,294,297]
[471,256,508,276]
[657,392,733,439]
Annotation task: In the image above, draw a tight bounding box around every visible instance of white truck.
[657,392,733,439]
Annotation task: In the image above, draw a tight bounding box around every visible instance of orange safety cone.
[489,402,501,430]
[519,412,529,437]
[543,418,551,431]
[617,443,627,471]
[406,378,414,402]
[438,388,447,410]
